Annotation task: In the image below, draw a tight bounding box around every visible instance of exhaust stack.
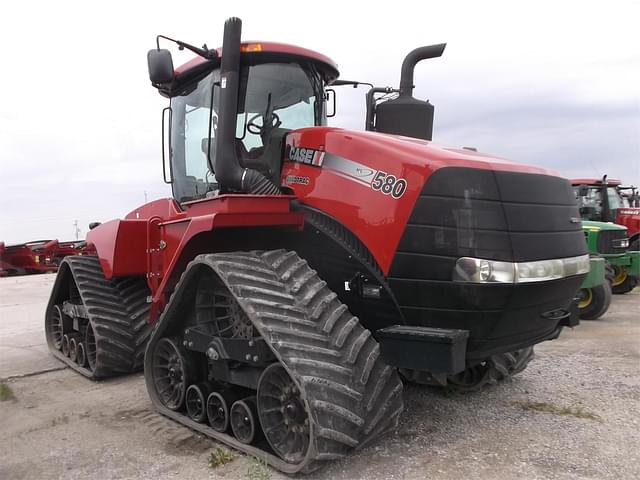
[215,17,280,194]
[373,43,446,141]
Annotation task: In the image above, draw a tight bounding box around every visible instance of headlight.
[612,238,629,249]
[453,254,590,284]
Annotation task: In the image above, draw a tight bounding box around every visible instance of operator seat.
[235,128,290,185]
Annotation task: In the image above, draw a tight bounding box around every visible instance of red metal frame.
[87,195,303,320]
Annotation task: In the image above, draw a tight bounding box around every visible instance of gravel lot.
[1,274,638,480]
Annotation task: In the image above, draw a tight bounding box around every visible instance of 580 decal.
[371,171,408,199]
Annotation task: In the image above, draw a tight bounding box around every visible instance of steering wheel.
[247,112,281,135]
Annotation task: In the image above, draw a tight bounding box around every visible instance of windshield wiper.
[157,35,218,60]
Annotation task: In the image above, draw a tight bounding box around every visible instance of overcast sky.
[1,0,638,244]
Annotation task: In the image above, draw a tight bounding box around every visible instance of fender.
[87,195,304,322]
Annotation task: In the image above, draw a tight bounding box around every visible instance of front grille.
[386,166,587,358]
[596,229,627,254]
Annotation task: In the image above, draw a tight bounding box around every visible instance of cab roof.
[175,41,339,78]
[571,178,622,186]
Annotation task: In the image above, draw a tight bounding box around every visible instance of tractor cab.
[572,177,624,222]
[148,36,338,203]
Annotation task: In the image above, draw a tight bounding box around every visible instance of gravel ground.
[0,274,638,480]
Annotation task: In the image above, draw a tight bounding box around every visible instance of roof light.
[240,43,263,52]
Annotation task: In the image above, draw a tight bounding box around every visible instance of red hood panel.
[281,127,565,273]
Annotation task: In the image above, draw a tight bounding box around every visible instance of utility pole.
[73,220,81,240]
[144,190,148,203]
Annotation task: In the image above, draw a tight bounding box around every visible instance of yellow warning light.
[241,43,263,52]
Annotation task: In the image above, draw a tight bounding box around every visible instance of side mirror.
[325,89,336,118]
[147,49,175,84]
[578,185,589,197]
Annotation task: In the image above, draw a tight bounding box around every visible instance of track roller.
[61,334,71,357]
[207,390,241,433]
[230,397,260,445]
[186,383,211,423]
[76,342,87,367]
[69,337,79,363]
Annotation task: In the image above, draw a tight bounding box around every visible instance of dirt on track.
[1,274,638,480]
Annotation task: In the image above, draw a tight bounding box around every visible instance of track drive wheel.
[258,363,310,463]
[150,338,193,411]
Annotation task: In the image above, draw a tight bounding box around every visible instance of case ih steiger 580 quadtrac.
[45,18,589,473]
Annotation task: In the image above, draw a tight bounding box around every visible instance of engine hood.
[286,126,557,178]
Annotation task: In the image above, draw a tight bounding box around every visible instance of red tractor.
[0,239,88,276]
[45,18,588,473]
[0,240,60,276]
[572,176,640,251]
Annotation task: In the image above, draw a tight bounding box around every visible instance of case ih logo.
[286,146,325,167]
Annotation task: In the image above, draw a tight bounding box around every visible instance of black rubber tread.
[579,281,612,320]
[444,346,535,393]
[45,256,152,379]
[611,275,637,294]
[611,265,638,294]
[144,249,404,474]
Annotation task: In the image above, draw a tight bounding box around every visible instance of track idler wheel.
[150,337,192,411]
[186,383,211,423]
[230,397,260,445]
[257,363,310,463]
[46,305,66,350]
[76,342,87,367]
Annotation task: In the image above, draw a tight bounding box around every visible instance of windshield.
[607,186,622,210]
[169,62,325,203]
[170,70,220,203]
[574,186,603,220]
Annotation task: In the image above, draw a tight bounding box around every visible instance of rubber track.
[145,249,404,474]
[445,346,535,393]
[46,256,152,379]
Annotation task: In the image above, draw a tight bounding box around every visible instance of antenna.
[73,220,81,240]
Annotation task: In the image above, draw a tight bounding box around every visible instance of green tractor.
[577,255,609,320]
[583,220,640,294]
